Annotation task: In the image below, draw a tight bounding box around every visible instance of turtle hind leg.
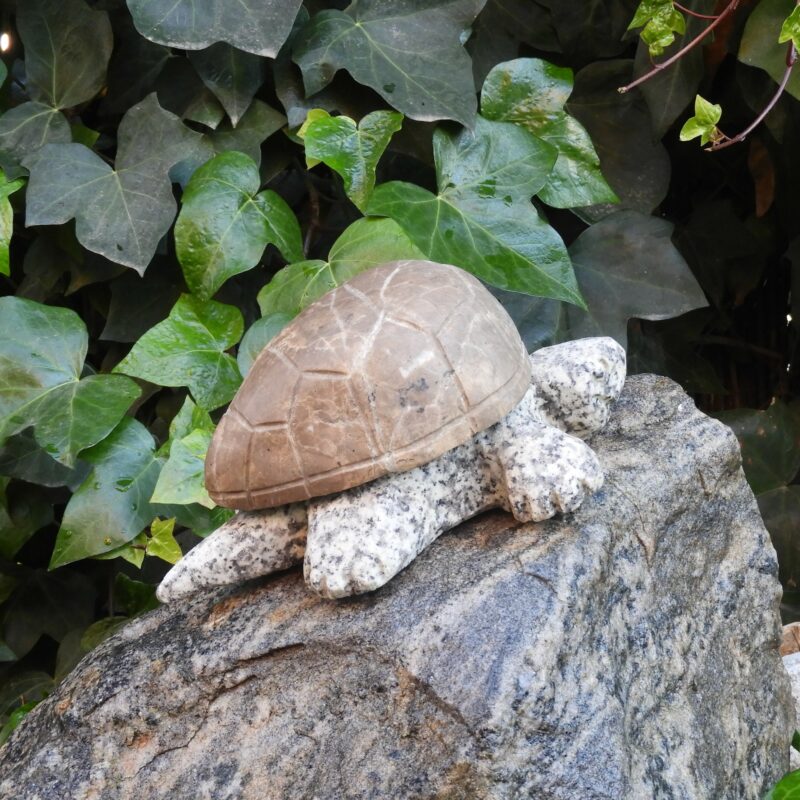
[304,437,499,599]
[485,388,604,523]
[156,504,308,603]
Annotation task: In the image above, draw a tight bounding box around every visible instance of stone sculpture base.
[0,376,792,799]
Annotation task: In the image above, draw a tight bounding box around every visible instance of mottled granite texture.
[783,652,800,770]
[3,375,791,799]
[157,504,307,603]
[530,336,627,437]
[158,338,626,602]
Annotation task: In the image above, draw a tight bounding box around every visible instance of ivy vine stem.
[618,0,741,94]
[673,2,720,21]
[707,41,798,151]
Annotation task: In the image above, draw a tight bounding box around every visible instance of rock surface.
[0,375,792,799]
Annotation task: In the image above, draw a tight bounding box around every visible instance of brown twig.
[699,335,785,362]
[707,42,798,151]
[618,0,740,94]
[674,2,720,20]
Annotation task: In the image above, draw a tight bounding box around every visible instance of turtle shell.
[206,260,531,510]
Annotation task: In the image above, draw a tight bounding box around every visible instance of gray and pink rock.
[157,260,626,603]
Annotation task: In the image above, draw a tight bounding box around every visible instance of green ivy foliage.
[0,0,798,757]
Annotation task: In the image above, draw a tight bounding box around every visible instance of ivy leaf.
[165,397,215,447]
[80,618,128,651]
[716,401,800,495]
[779,6,800,51]
[0,481,52,560]
[102,15,171,115]
[679,95,722,146]
[481,58,617,208]
[468,0,560,85]
[300,109,403,211]
[101,271,182,344]
[759,487,800,592]
[567,60,671,220]
[293,0,485,127]
[0,297,140,467]
[93,533,146,569]
[20,376,141,468]
[24,94,204,273]
[257,217,426,317]
[114,295,244,411]
[628,0,685,57]
[632,32,704,141]
[0,103,71,176]
[545,1,638,62]
[2,571,95,657]
[237,314,294,376]
[166,504,232,538]
[629,0,670,28]
[498,210,707,349]
[368,116,583,304]
[205,101,285,165]
[175,151,303,300]
[152,429,215,509]
[739,0,800,101]
[0,432,89,489]
[275,8,379,130]
[189,44,266,126]
[0,172,25,276]
[18,0,113,109]
[127,0,302,57]
[184,90,225,130]
[170,101,287,190]
[51,418,163,567]
[146,518,182,565]
[155,57,222,125]
[559,210,706,342]
[114,573,158,616]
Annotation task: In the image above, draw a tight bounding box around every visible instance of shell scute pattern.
[206,260,531,510]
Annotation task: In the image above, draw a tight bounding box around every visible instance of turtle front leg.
[304,438,503,599]
[491,337,625,521]
[156,504,308,603]
[487,388,604,522]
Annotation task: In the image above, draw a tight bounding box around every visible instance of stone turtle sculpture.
[158,260,627,601]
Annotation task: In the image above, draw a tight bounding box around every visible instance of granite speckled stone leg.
[304,434,499,598]
[156,504,307,603]
[490,391,604,522]
[530,336,626,437]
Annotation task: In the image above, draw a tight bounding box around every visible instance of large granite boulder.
[0,375,792,799]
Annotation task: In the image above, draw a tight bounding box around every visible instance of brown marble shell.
[206,260,531,510]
